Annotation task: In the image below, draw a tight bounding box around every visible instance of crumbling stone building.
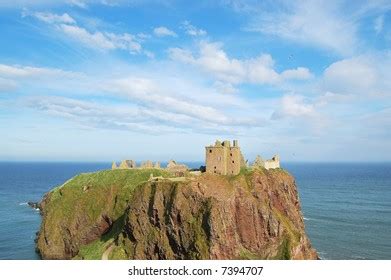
[205,140,245,175]
[166,160,188,177]
[253,155,280,170]
[118,160,136,169]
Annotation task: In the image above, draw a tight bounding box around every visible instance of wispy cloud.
[106,77,263,127]
[68,0,88,8]
[229,0,391,56]
[27,96,186,134]
[246,1,358,56]
[0,63,80,79]
[60,24,142,53]
[26,11,143,54]
[3,1,390,161]
[153,26,177,37]
[181,21,206,36]
[22,10,76,24]
[2,60,265,135]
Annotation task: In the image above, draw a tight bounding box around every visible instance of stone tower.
[205,140,244,175]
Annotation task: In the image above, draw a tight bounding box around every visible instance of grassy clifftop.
[37,168,170,259]
[36,168,318,260]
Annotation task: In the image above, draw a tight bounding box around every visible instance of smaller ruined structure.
[111,158,187,176]
[252,155,280,170]
[140,160,153,169]
[166,160,189,176]
[119,160,136,169]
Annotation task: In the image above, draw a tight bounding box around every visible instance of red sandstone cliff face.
[36,168,318,260]
[120,169,317,260]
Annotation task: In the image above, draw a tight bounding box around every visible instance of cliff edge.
[36,168,318,260]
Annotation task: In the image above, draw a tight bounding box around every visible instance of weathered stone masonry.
[205,140,245,175]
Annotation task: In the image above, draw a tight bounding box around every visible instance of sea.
[0,162,390,260]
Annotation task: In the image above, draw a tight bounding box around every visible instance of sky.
[0,0,390,162]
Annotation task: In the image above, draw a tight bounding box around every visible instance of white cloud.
[181,21,206,36]
[168,47,194,63]
[153,26,177,37]
[272,95,315,119]
[60,24,115,50]
[107,77,232,124]
[0,63,86,95]
[105,76,267,128]
[245,54,280,84]
[27,11,142,54]
[28,96,184,134]
[193,41,246,84]
[169,41,312,87]
[68,0,88,8]
[322,53,391,96]
[26,73,263,135]
[0,61,260,133]
[60,24,141,53]
[247,1,358,56]
[374,15,384,34]
[23,10,76,24]
[233,1,391,56]
[0,64,80,79]
[324,57,376,94]
[281,67,313,80]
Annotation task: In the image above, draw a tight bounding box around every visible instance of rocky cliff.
[36,168,318,260]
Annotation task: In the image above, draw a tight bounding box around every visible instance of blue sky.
[0,0,390,162]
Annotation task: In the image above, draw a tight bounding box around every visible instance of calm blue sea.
[0,162,390,260]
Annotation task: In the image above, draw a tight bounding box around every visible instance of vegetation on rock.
[36,168,318,260]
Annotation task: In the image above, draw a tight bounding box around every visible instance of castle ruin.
[252,155,280,170]
[111,159,188,176]
[205,140,246,175]
[112,139,280,176]
[112,160,161,170]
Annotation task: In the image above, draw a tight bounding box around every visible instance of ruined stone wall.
[140,160,153,169]
[119,160,136,169]
[205,146,227,175]
[264,159,280,170]
[226,147,242,175]
[252,155,280,170]
[205,140,243,175]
